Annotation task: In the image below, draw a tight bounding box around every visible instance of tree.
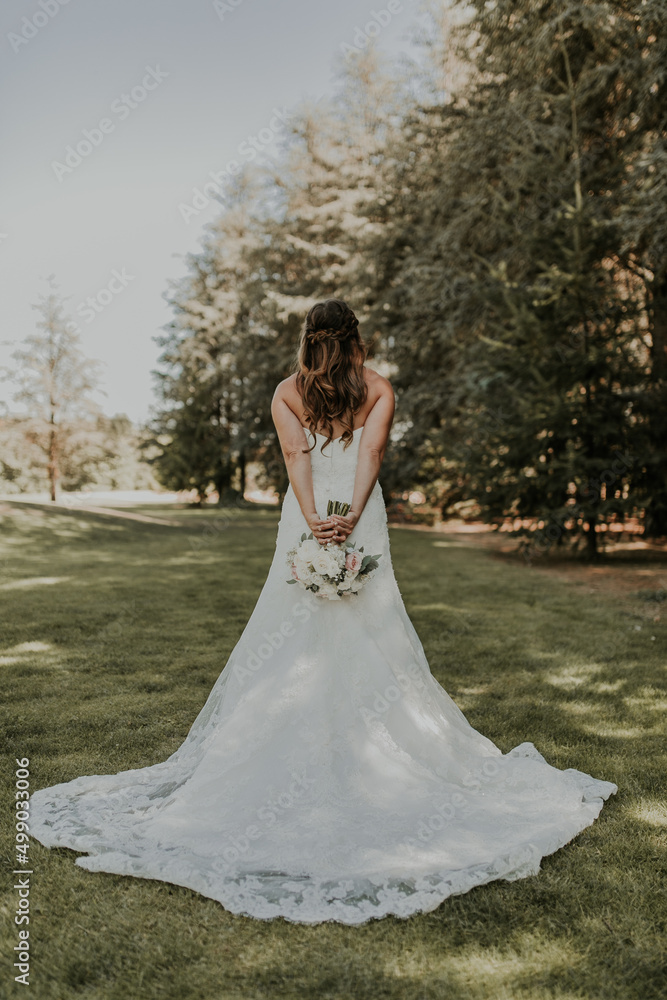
[9,278,102,501]
[611,0,667,536]
[152,49,406,503]
[150,178,269,503]
[0,415,45,493]
[364,0,665,558]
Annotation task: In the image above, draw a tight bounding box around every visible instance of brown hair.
[295,299,368,452]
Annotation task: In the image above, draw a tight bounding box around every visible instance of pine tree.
[150,181,265,503]
[365,0,665,558]
[611,0,667,536]
[153,50,405,502]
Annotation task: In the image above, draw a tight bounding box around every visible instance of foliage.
[150,50,403,502]
[363,0,667,559]
[1,277,155,496]
[0,412,157,494]
[6,278,103,500]
[150,3,667,555]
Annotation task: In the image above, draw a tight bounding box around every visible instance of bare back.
[282,366,390,439]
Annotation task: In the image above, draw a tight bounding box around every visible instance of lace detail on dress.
[28,426,618,925]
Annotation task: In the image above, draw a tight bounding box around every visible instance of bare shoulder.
[362,367,395,438]
[273,373,298,399]
[272,373,301,411]
[363,366,394,399]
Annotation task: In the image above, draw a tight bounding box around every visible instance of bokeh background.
[2,0,666,563]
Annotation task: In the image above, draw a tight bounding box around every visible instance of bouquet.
[286,525,382,601]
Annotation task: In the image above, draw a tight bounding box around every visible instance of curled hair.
[295,299,368,452]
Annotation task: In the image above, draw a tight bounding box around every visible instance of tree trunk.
[585,512,598,562]
[238,450,247,499]
[48,410,57,502]
[644,273,667,536]
[649,273,667,380]
[213,456,233,501]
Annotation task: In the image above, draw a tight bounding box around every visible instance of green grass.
[1,503,665,1000]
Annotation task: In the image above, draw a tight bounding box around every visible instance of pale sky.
[0,0,427,424]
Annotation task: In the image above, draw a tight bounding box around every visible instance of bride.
[29,298,617,925]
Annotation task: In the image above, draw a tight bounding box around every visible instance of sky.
[0,0,429,424]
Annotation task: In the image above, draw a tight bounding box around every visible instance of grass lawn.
[1,501,665,1000]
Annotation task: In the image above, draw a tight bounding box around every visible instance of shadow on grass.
[1,506,665,1000]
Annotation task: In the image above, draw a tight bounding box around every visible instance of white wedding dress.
[29,425,618,925]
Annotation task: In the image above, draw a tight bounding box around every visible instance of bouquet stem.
[327,499,350,517]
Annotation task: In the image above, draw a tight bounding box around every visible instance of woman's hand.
[305,513,337,545]
[329,510,360,543]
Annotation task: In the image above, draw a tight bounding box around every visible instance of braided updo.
[305,303,359,344]
[296,299,368,453]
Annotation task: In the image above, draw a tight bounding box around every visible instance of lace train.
[29,428,617,924]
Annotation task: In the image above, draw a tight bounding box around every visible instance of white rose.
[301,538,321,559]
[311,549,334,576]
[326,553,342,577]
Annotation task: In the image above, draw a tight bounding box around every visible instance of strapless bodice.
[305,425,364,498]
[276,424,385,550]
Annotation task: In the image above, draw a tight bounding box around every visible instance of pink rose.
[291,564,300,581]
[345,550,363,573]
